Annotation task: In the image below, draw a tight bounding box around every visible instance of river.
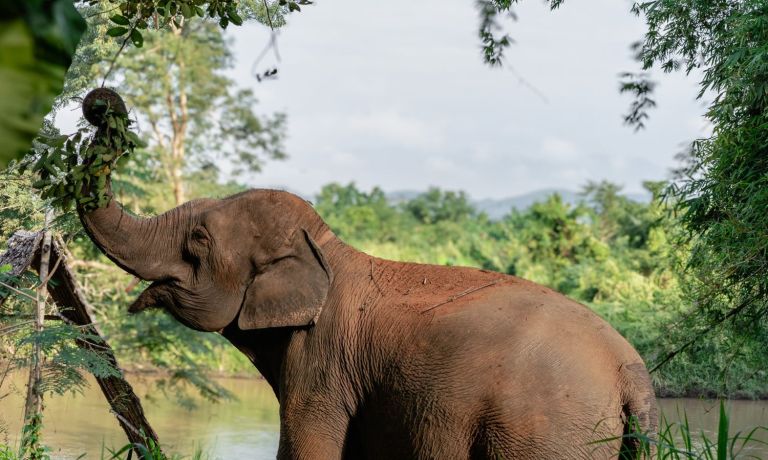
[1,375,766,459]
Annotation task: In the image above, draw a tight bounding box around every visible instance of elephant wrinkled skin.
[79,188,657,459]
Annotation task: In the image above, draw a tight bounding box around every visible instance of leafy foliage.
[19,104,143,212]
[0,0,86,168]
[474,0,563,65]
[84,0,284,50]
[96,6,286,206]
[0,276,122,401]
[626,0,768,353]
[18,414,50,460]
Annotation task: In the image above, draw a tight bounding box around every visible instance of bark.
[165,23,188,206]
[22,212,51,429]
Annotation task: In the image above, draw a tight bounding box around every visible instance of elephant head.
[78,189,333,332]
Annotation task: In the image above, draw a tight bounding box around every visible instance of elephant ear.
[238,229,333,330]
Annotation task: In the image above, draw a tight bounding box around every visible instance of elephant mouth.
[127,279,250,333]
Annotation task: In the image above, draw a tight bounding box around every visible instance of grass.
[0,438,210,460]
[100,438,209,460]
[612,400,768,459]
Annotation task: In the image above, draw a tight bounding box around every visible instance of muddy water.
[1,375,279,459]
[1,374,766,459]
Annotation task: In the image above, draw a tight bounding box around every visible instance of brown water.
[1,374,766,459]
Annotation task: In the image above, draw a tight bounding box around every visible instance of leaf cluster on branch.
[18,102,143,212]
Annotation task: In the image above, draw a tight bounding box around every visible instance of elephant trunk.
[78,196,188,281]
[77,88,186,281]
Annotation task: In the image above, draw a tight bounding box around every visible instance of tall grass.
[619,400,768,459]
[0,437,210,460]
[100,438,209,460]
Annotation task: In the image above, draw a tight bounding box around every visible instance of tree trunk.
[38,239,162,457]
[20,211,51,459]
[22,212,51,427]
[168,23,188,206]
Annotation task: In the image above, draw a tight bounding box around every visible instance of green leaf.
[717,400,728,460]
[38,133,69,148]
[106,26,129,37]
[130,29,144,47]
[125,130,144,146]
[228,11,243,26]
[180,3,192,18]
[109,14,130,26]
[0,3,85,168]
[0,264,11,273]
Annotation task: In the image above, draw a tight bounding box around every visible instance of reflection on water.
[1,374,280,459]
[657,399,768,457]
[1,373,767,459]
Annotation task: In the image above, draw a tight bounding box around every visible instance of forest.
[1,0,768,458]
[5,177,766,401]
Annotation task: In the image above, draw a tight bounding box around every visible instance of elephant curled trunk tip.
[77,87,183,282]
[82,88,128,127]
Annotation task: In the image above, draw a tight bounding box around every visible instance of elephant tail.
[618,362,658,459]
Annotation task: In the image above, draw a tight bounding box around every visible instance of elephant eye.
[191,227,210,243]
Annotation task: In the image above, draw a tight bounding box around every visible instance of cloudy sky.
[222,0,709,199]
[54,0,707,200]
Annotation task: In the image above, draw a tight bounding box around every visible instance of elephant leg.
[277,410,349,460]
[277,435,344,460]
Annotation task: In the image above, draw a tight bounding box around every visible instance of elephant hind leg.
[618,362,659,459]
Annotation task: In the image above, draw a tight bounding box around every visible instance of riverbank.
[655,385,768,400]
[1,373,766,460]
[117,366,768,400]
[3,358,767,401]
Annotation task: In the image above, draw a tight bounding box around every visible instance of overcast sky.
[56,0,708,199]
[221,0,709,199]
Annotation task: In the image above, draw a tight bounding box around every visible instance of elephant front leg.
[277,412,350,460]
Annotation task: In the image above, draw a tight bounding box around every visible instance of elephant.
[78,187,658,459]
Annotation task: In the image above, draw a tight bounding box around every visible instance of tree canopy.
[635,0,768,353]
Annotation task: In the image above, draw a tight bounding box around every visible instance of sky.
[222,0,709,200]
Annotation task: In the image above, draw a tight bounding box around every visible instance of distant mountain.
[472,189,582,220]
[385,190,423,204]
[288,186,650,220]
[385,188,651,220]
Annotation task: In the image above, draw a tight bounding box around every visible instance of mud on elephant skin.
[79,187,658,459]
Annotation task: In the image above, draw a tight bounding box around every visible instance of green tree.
[315,183,401,242]
[109,16,285,206]
[404,188,476,225]
[627,0,768,357]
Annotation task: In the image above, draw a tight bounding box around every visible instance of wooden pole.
[22,209,52,458]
